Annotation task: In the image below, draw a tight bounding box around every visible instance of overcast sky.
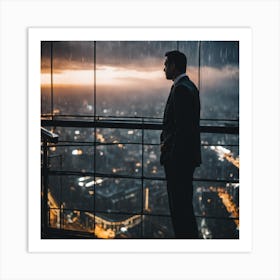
[40,40,239,102]
[41,41,239,120]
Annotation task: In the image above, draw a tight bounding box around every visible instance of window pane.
[95,178,142,213]
[49,145,94,172]
[142,215,174,238]
[96,41,177,118]
[194,180,239,239]
[96,144,142,177]
[178,41,200,88]
[197,217,239,239]
[143,180,169,215]
[144,129,161,145]
[200,41,239,120]
[94,212,142,238]
[196,132,239,181]
[48,175,93,213]
[51,41,95,116]
[41,42,52,115]
[144,145,164,178]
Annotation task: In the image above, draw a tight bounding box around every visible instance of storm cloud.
[41,41,239,73]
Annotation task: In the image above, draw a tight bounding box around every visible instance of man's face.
[164,58,175,80]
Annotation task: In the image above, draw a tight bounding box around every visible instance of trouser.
[164,161,199,239]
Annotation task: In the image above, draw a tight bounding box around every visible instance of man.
[160,50,201,238]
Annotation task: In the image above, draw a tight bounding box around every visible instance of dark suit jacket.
[160,75,202,167]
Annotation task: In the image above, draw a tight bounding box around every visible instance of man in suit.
[160,50,201,238]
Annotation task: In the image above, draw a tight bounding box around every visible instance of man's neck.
[173,73,186,85]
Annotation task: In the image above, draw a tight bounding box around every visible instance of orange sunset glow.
[40,65,205,91]
[40,64,238,92]
[41,65,165,87]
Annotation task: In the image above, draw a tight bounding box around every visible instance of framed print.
[1,1,279,279]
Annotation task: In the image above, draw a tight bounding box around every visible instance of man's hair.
[165,50,187,73]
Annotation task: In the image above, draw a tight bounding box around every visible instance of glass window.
[199,41,239,120]
[41,40,239,239]
[178,41,200,87]
[96,41,177,118]
[41,41,52,115]
[41,41,95,116]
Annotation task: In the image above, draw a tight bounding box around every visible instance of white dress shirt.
[173,73,187,86]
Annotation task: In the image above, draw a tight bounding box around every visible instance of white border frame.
[28,27,252,253]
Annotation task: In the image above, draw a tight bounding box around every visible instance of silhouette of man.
[160,50,201,238]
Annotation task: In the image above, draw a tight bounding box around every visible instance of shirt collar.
[173,73,187,86]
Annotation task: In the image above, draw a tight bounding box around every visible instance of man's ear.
[167,62,174,75]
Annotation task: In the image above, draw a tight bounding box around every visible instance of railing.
[41,117,239,239]
[41,119,238,134]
